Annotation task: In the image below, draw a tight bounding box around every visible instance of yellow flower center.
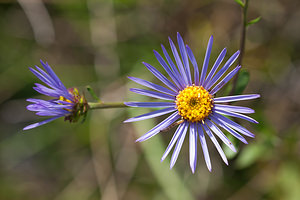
[175,85,214,123]
[58,88,89,123]
[59,96,73,104]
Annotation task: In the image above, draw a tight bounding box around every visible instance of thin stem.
[88,102,128,109]
[229,0,249,96]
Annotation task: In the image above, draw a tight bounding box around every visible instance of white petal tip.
[170,162,175,169]
[190,167,195,174]
[23,124,37,130]
[123,120,130,123]
[243,140,248,144]
[135,138,142,143]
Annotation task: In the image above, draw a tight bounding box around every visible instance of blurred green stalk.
[88,102,127,109]
[230,0,249,95]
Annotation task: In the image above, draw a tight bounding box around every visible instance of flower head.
[24,60,88,130]
[125,33,260,172]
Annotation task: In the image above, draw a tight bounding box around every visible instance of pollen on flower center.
[175,85,213,123]
[59,88,89,123]
[59,95,72,104]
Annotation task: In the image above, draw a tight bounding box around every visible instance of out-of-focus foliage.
[0,0,300,200]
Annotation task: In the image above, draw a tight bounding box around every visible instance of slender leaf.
[235,143,266,169]
[246,16,261,27]
[234,0,245,8]
[86,85,101,102]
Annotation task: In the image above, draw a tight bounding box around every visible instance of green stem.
[229,0,249,96]
[88,102,128,109]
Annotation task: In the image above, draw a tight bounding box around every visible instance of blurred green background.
[0,0,300,199]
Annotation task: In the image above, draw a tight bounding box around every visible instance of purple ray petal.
[27,98,55,105]
[200,36,213,85]
[136,112,180,142]
[124,107,176,123]
[213,94,260,103]
[130,88,175,101]
[206,50,240,89]
[23,116,61,130]
[215,109,258,124]
[197,123,212,171]
[29,67,56,89]
[168,37,189,86]
[28,99,70,107]
[128,76,177,96]
[161,122,186,162]
[206,120,236,152]
[203,48,227,89]
[161,44,185,89]
[202,123,228,165]
[33,65,72,100]
[212,113,255,138]
[36,110,69,116]
[40,60,65,89]
[27,103,71,112]
[34,66,62,90]
[186,45,199,86]
[124,102,176,108]
[143,62,179,92]
[214,104,255,114]
[189,123,198,173]
[33,83,60,98]
[170,121,188,169]
[210,65,241,95]
[177,33,192,85]
[29,99,73,109]
[210,115,248,144]
[153,50,182,89]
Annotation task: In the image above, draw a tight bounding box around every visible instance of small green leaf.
[86,85,101,102]
[234,69,250,95]
[234,0,245,8]
[236,143,266,169]
[246,16,261,27]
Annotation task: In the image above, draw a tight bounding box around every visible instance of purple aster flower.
[24,60,88,130]
[125,33,260,172]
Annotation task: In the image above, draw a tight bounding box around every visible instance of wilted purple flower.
[125,33,260,172]
[24,60,88,130]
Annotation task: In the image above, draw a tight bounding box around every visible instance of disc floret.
[60,88,89,123]
[176,85,213,123]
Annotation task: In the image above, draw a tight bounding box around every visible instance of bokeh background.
[0,0,300,199]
